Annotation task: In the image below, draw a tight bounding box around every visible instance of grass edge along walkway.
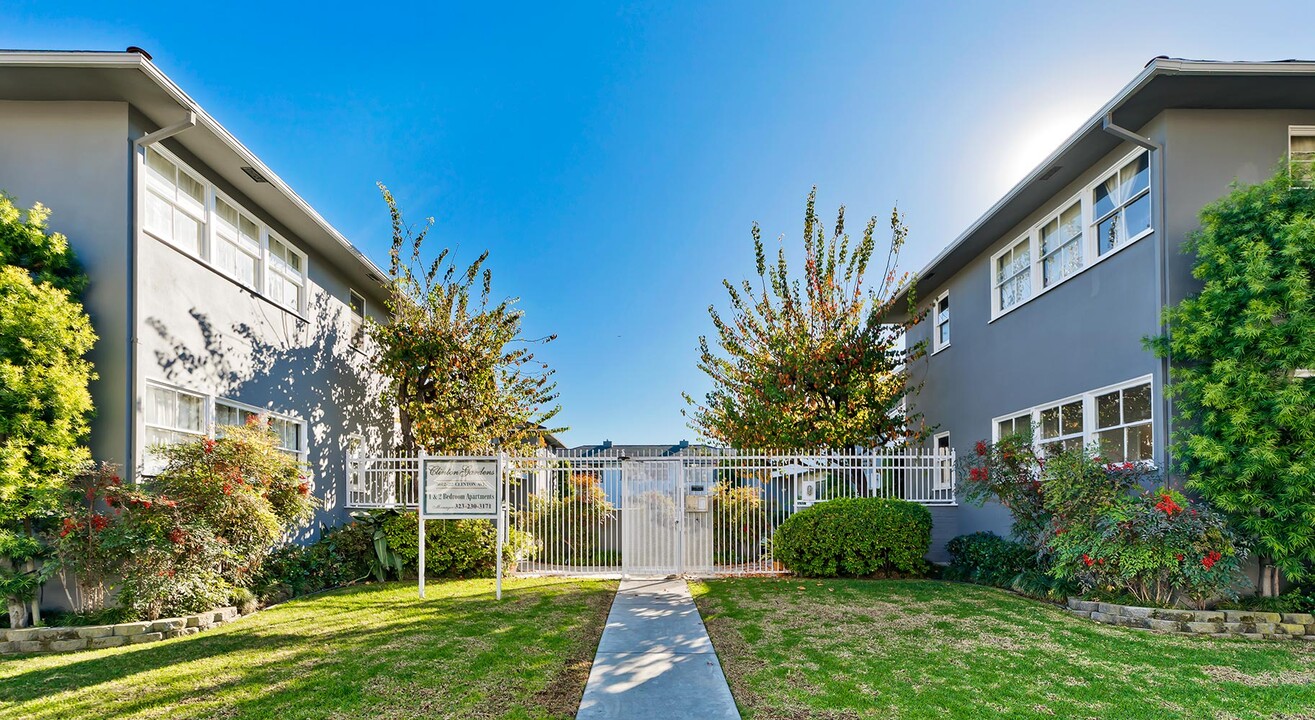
[692,577,1315,720]
[0,577,616,720]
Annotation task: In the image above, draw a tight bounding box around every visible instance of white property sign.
[418,455,506,601]
[422,457,499,519]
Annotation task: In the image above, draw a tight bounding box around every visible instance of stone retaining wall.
[0,606,241,654]
[1067,599,1315,640]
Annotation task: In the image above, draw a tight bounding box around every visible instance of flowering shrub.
[53,421,318,619]
[958,434,1049,548]
[1045,461,1248,609]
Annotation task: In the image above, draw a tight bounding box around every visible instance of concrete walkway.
[576,578,740,719]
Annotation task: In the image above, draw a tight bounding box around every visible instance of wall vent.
[240,166,269,183]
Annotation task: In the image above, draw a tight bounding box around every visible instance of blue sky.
[4,2,1311,445]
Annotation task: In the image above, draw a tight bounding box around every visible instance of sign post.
[419,455,502,600]
[495,452,505,601]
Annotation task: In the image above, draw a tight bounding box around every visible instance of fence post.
[496,451,505,601]
[418,450,428,599]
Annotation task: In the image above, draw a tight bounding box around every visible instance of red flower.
[222,483,233,496]
[1097,558,1104,565]
[968,467,988,482]
[84,487,96,501]
[110,475,121,485]
[203,438,217,454]
[168,528,186,544]
[975,440,989,457]
[141,500,152,510]
[1082,554,1094,567]
[297,482,311,496]
[1201,550,1222,569]
[89,514,109,531]
[1055,527,1065,536]
[1175,553,1184,562]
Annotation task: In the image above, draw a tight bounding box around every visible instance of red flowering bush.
[958,433,1049,549]
[53,423,317,619]
[1046,464,1248,610]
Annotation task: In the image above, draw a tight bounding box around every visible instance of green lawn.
[0,578,615,720]
[692,578,1315,720]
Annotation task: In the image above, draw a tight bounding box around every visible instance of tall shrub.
[1149,165,1315,594]
[0,195,95,628]
[684,188,925,449]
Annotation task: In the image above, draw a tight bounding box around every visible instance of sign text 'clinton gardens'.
[421,458,499,519]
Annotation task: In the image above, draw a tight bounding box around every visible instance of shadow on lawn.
[0,582,613,720]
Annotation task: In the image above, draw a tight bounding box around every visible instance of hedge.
[943,531,1035,587]
[382,513,526,578]
[773,497,931,577]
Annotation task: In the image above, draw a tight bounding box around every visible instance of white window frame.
[1289,126,1315,187]
[932,291,951,354]
[933,431,953,490]
[989,148,1152,321]
[1091,153,1153,257]
[142,148,209,258]
[142,380,311,475]
[265,232,308,314]
[349,290,366,350]
[136,144,309,316]
[990,234,1032,316]
[990,374,1156,465]
[142,380,208,475]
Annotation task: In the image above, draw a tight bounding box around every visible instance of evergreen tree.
[1149,166,1315,595]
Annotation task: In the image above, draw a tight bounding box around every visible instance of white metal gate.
[347,446,956,577]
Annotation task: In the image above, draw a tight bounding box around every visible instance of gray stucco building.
[905,57,1315,545]
[0,49,395,539]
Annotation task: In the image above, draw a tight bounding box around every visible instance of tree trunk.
[1260,563,1282,597]
[7,597,28,629]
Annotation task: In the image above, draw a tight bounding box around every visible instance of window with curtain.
[143,149,207,256]
[1039,201,1083,287]
[213,197,262,289]
[994,238,1031,312]
[1093,154,1151,255]
[266,234,306,312]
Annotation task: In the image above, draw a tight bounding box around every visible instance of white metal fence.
[347,447,955,577]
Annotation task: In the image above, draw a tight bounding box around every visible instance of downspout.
[1101,113,1171,476]
[128,112,197,478]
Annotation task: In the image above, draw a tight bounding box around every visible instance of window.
[143,149,206,256]
[266,234,306,312]
[349,290,366,349]
[1093,154,1151,256]
[139,146,310,315]
[212,197,263,288]
[995,412,1032,440]
[143,382,206,473]
[989,149,1153,320]
[992,375,1155,463]
[1038,399,1085,456]
[1290,126,1315,186]
[993,237,1031,312]
[215,400,260,432]
[269,416,305,458]
[933,292,950,352]
[1094,381,1153,462]
[1039,201,1083,288]
[933,432,952,490]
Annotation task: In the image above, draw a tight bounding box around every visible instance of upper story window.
[1289,126,1315,186]
[266,234,307,312]
[993,375,1155,464]
[1093,154,1151,255]
[1039,201,1083,288]
[989,148,1152,320]
[350,290,366,349]
[139,146,309,315]
[933,292,950,352]
[992,238,1031,313]
[143,149,206,256]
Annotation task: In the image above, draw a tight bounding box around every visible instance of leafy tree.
[684,188,924,449]
[373,184,560,454]
[0,195,96,627]
[1148,165,1315,595]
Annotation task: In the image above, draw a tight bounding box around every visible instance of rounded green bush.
[382,513,527,579]
[773,497,931,577]
[944,531,1035,586]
